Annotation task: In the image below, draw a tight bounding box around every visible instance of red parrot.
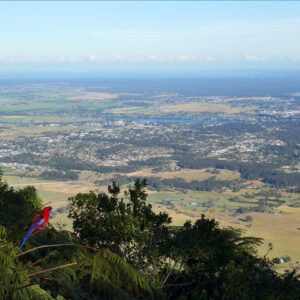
[19,206,52,250]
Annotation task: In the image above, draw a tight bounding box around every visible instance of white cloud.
[167,55,196,62]
[243,54,265,62]
[177,55,196,62]
[206,56,215,62]
[290,56,300,62]
[0,54,104,63]
[0,54,215,64]
[88,54,97,61]
[0,55,51,63]
[56,56,86,62]
[112,54,122,60]
[197,56,215,62]
[4,53,300,65]
[147,55,162,61]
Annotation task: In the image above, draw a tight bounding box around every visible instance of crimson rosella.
[19,206,52,250]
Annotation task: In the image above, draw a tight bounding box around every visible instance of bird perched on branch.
[19,206,52,250]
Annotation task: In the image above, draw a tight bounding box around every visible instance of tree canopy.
[0,172,299,299]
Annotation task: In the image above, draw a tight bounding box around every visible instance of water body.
[0,115,245,125]
[53,115,244,124]
[1,73,300,97]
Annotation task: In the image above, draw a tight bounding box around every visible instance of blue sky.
[1,1,300,74]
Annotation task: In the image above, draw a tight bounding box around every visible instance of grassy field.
[67,92,119,100]
[0,124,97,139]
[162,103,255,113]
[0,86,261,122]
[127,168,240,181]
[147,188,300,272]
[37,190,72,230]
[4,175,54,185]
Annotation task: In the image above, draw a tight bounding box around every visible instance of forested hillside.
[0,172,299,299]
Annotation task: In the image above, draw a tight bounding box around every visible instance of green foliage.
[1,176,300,299]
[161,216,300,299]
[0,178,43,240]
[176,154,300,188]
[0,229,154,299]
[76,250,154,299]
[40,170,79,181]
[68,179,171,269]
[96,175,236,192]
[0,225,55,299]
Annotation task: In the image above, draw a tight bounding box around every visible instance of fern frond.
[89,251,153,297]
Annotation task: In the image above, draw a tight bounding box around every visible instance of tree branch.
[8,283,36,291]
[16,243,104,257]
[31,254,51,266]
[160,261,178,289]
[27,263,77,277]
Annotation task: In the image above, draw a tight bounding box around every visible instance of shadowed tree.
[0,171,43,241]
[161,215,300,299]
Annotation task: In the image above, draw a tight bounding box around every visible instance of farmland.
[0,78,300,273]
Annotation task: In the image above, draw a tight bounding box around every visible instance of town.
[0,80,299,273]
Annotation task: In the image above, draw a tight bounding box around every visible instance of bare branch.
[27,263,77,277]
[31,254,51,266]
[160,261,178,289]
[5,283,36,292]
[17,243,104,257]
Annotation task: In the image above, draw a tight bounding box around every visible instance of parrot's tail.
[19,229,34,250]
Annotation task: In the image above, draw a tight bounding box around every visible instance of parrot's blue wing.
[19,218,45,250]
[29,218,44,228]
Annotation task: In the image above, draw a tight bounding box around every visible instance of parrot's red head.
[43,206,52,214]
